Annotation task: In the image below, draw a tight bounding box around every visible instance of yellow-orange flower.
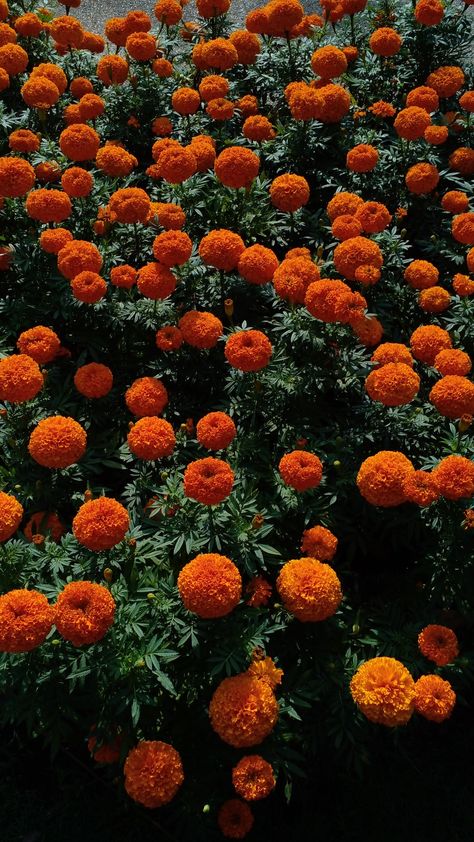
[357,451,414,507]
[0,589,53,652]
[350,657,415,726]
[184,457,234,505]
[414,675,455,723]
[178,310,223,349]
[74,363,113,398]
[177,553,242,618]
[432,454,474,500]
[0,491,24,542]
[124,741,184,808]
[73,497,129,550]
[209,673,279,747]
[225,330,272,372]
[410,325,452,364]
[196,411,236,450]
[215,146,259,189]
[0,354,43,403]
[301,525,338,560]
[418,624,459,666]
[125,377,168,417]
[365,363,420,406]
[232,756,275,801]
[17,325,60,364]
[269,174,309,212]
[279,450,323,491]
[54,581,115,646]
[127,417,176,460]
[429,375,474,419]
[28,416,86,469]
[276,557,341,621]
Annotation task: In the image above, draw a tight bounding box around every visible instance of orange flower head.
[402,470,440,507]
[153,202,185,230]
[155,326,183,351]
[50,15,84,48]
[229,29,261,64]
[277,557,341,621]
[0,589,53,652]
[215,146,259,189]
[418,286,450,313]
[237,94,259,117]
[424,125,448,145]
[0,44,29,76]
[210,673,278,747]
[24,511,64,543]
[441,190,469,214]
[225,330,272,372]
[108,187,151,224]
[125,377,168,417]
[351,315,384,347]
[124,741,183,809]
[405,162,439,194]
[426,65,464,98]
[154,0,183,24]
[311,45,347,79]
[26,189,72,224]
[434,349,471,377]
[172,86,200,115]
[17,326,60,364]
[346,144,379,172]
[78,92,105,121]
[433,454,474,500]
[414,675,455,723]
[331,215,362,241]
[61,167,93,198]
[152,230,192,267]
[356,203,391,236]
[196,411,236,450]
[126,31,156,61]
[218,800,254,839]
[28,416,86,469]
[59,123,100,161]
[152,116,173,136]
[97,54,129,85]
[201,37,238,70]
[243,114,275,141]
[0,355,43,403]
[357,451,414,507]
[71,271,107,304]
[279,450,323,491]
[232,755,275,801]
[73,497,129,551]
[70,77,94,99]
[199,74,229,102]
[410,325,452,364]
[369,27,402,56]
[137,263,176,300]
[246,576,272,607]
[350,657,415,726]
[365,363,420,407]
[327,191,364,221]
[418,624,459,666]
[369,100,396,118]
[184,457,234,505]
[394,106,431,140]
[30,62,68,94]
[15,13,43,38]
[452,213,474,246]
[301,525,338,561]
[269,174,309,212]
[199,229,245,272]
[96,145,137,177]
[54,581,115,646]
[155,145,197,183]
[453,273,474,297]
[333,236,383,281]
[0,492,23,542]
[313,82,350,123]
[371,343,413,368]
[178,552,242,618]
[305,279,353,323]
[238,244,279,285]
[74,363,113,399]
[273,257,320,304]
[9,129,40,153]
[404,259,439,290]
[87,729,122,764]
[127,417,176,460]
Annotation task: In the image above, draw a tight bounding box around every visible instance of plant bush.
[0,0,473,838]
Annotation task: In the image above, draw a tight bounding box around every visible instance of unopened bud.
[135,658,145,668]
[84,489,93,502]
[252,514,264,529]
[459,414,472,433]
[352,624,360,634]
[224,298,234,317]
[203,804,210,814]
[333,460,341,468]
[147,592,156,601]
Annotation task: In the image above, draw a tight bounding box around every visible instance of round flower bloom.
[24,511,64,543]
[237,94,259,116]
[59,124,100,162]
[433,454,474,500]
[155,326,183,351]
[70,77,94,99]
[406,85,439,112]
[441,191,469,214]
[426,65,465,98]
[87,730,122,765]
[50,15,84,48]
[125,377,168,417]
[404,260,439,290]
[95,145,137,178]
[346,144,379,173]
[273,257,320,304]
[369,27,402,56]
[333,237,383,281]
[109,265,136,290]
[78,93,105,121]
[419,286,451,313]
[184,457,234,505]
[26,189,72,224]
[0,590,53,653]
[97,54,129,85]
[0,157,35,197]
[449,148,474,177]
[124,741,184,809]
[0,44,29,76]
[452,213,474,246]
[198,74,229,101]
[369,100,396,118]
[198,229,245,272]
[28,416,86,469]
[201,37,238,70]
[277,556,341,621]
[279,450,323,492]
[0,354,43,403]
[108,188,151,224]
[411,329,454,371]
[238,244,279,285]
[154,202,185,230]
[152,231,192,267]
[54,581,115,646]
[155,145,197,183]
[178,553,242,618]
[172,86,200,115]
[9,129,40,153]
[207,97,235,121]
[352,315,384,347]
[179,310,223,349]
[355,202,391,235]
[74,363,113,399]
[196,412,236,450]
[394,107,431,140]
[311,45,347,79]
[243,115,275,141]
[365,363,420,407]
[218,800,254,839]
[210,673,278,747]
[415,0,444,26]
[232,756,275,801]
[453,273,474,296]
[126,31,156,61]
[415,675,455,723]
[230,29,261,64]
[301,525,338,561]
[154,0,183,24]
[305,279,352,322]
[424,125,448,145]
[434,349,471,376]
[350,657,415,726]
[61,167,93,198]
[152,115,173,135]
[73,497,129,551]
[371,343,414,368]
[137,262,176,300]
[0,22,16,45]
[402,470,440,507]
[127,417,176,460]
[418,624,459,666]
[269,174,310,212]
[225,330,272,372]
[187,139,216,172]
[331,215,363,241]
[313,83,351,123]
[0,492,24,542]
[327,191,364,221]
[357,451,414,507]
[459,90,474,112]
[405,162,439,194]
[17,326,60,364]
[215,146,259,189]
[0,67,9,91]
[246,576,272,608]
[71,271,107,304]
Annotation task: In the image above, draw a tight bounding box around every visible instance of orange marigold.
[452,213,474,246]
[441,190,469,214]
[434,349,471,377]
[97,54,129,85]
[153,230,192,267]
[355,202,391,234]
[418,624,459,666]
[311,45,347,79]
[327,191,364,221]
[28,415,86,469]
[331,215,363,241]
[424,125,448,145]
[26,189,72,224]
[229,29,261,64]
[0,354,43,403]
[96,145,137,178]
[108,187,151,224]
[0,589,53,652]
[346,144,378,172]
[365,363,420,407]
[218,800,254,839]
[199,229,245,271]
[209,673,278,747]
[73,497,129,550]
[404,259,439,290]
[333,236,383,281]
[406,85,439,112]
[238,244,279,285]
[17,326,60,364]
[273,257,320,304]
[402,470,440,507]
[350,657,415,726]
[127,417,175,460]
[183,457,234,505]
[124,741,183,808]
[74,363,113,398]
[215,146,259,190]
[433,454,474,500]
[357,450,414,507]
[405,162,439,194]
[155,145,197,183]
[301,525,338,561]
[178,552,242,618]
[394,106,431,140]
[59,123,100,161]
[225,330,272,372]
[277,557,341,621]
[178,310,223,349]
[71,271,107,304]
[61,167,93,198]
[0,44,29,76]
[172,86,200,115]
[269,174,309,212]
[126,31,156,61]
[0,491,23,542]
[369,27,402,56]
[0,157,35,197]
[371,343,413,368]
[137,263,176,300]
[196,411,236,450]
[279,450,323,491]
[9,129,40,153]
[426,65,464,98]
[125,377,168,417]
[232,755,275,801]
[414,675,455,723]
[50,15,84,48]
[246,576,272,607]
[54,581,115,646]
[155,325,183,351]
[410,325,451,364]
[199,74,229,102]
[201,37,238,70]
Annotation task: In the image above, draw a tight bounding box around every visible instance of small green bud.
[147,592,156,601]
[135,658,145,668]
[352,624,360,635]
[333,460,341,468]
[51,639,61,646]
[202,804,210,814]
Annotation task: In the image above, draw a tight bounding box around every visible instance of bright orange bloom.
[215,146,259,189]
[0,157,35,197]
[433,455,474,500]
[426,65,464,98]
[183,457,234,505]
[9,129,40,153]
[232,755,275,801]
[404,260,439,290]
[137,263,176,300]
[73,497,129,550]
[199,229,245,271]
[172,86,200,115]
[277,557,341,621]
[394,106,431,140]
[279,450,323,491]
[441,191,469,214]
[225,330,272,372]
[273,257,320,304]
[50,15,84,48]
[108,187,151,223]
[210,673,278,747]
[410,325,452,364]
[30,62,67,94]
[127,417,176,460]
[71,271,107,304]
[154,0,183,24]
[28,416,86,469]
[346,144,378,172]
[270,174,309,212]
[97,54,129,85]
[365,363,420,406]
[178,553,242,618]
[0,492,24,542]
[0,354,43,403]
[155,325,183,351]
[125,377,168,417]
[327,191,364,221]
[433,349,471,377]
[178,310,223,349]
[452,213,474,246]
[70,77,94,99]
[96,145,137,177]
[238,244,279,285]
[155,145,197,183]
[17,326,60,364]
[415,675,455,723]
[405,162,439,194]
[369,27,402,56]
[59,123,100,161]
[196,412,236,450]
[61,167,93,198]
[311,45,347,79]
[229,29,260,64]
[371,343,413,368]
[74,363,113,398]
[55,581,115,646]
[334,236,383,281]
[0,44,29,76]
[126,31,156,61]
[350,657,415,726]
[301,525,338,561]
[418,624,459,666]
[153,230,192,267]
[0,589,53,652]
[402,471,440,507]
[124,741,183,808]
[357,451,414,507]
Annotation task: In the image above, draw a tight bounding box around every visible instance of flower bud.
[147,592,156,601]
[252,514,264,529]
[103,568,113,582]
[224,298,234,317]
[459,414,472,433]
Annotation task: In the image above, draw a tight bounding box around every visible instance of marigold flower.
[202,37,238,70]
[279,450,323,492]
[0,589,53,652]
[127,417,176,460]
[210,673,278,747]
[152,116,173,136]
[153,202,185,230]
[311,45,347,79]
[59,123,100,162]
[346,144,379,172]
[136,262,176,300]
[277,556,341,621]
[434,349,471,377]
[301,525,338,560]
[232,755,275,801]
[0,22,16,45]
[184,457,234,505]
[24,511,64,543]
[424,125,448,145]
[410,326,453,367]
[96,145,137,177]
[406,85,439,112]
[0,491,23,542]
[414,675,455,723]
[17,326,60,364]
[305,279,351,322]
[229,29,260,64]
[214,146,260,190]
[97,54,129,85]
[247,655,283,688]
[125,377,168,417]
[418,624,459,666]
[352,314,384,347]
[452,213,474,246]
[58,240,103,279]
[74,363,113,399]
[0,43,29,75]
[55,581,115,646]
[327,191,363,221]
[178,310,223,349]
[70,77,94,99]
[154,0,183,24]
[61,167,93,198]
[238,244,279,285]
[73,497,129,550]
[0,355,43,403]
[402,470,440,507]
[365,363,420,407]
[196,412,236,450]
[433,454,474,500]
[334,236,383,281]
[415,0,444,25]
[394,106,431,140]
[87,729,122,764]
[453,273,474,296]
[350,657,415,726]
[426,65,464,98]
[9,129,40,153]
[126,31,156,61]
[172,86,200,115]
[404,260,439,290]
[218,800,254,839]
[371,343,413,368]
[178,553,242,618]
[155,326,183,351]
[28,415,86,469]
[269,173,309,212]
[26,189,72,224]
[237,94,259,117]
[199,229,245,272]
[419,286,450,313]
[242,114,275,141]
[0,67,9,91]
[369,100,396,118]
[199,74,229,102]
[357,451,414,507]
[124,741,183,809]
[0,156,35,197]
[332,215,363,241]
[246,576,272,607]
[155,145,197,183]
[405,162,439,194]
[441,190,469,214]
[152,230,192,267]
[273,257,320,304]
[225,330,272,372]
[71,271,107,304]
[50,15,84,48]
[108,187,151,224]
